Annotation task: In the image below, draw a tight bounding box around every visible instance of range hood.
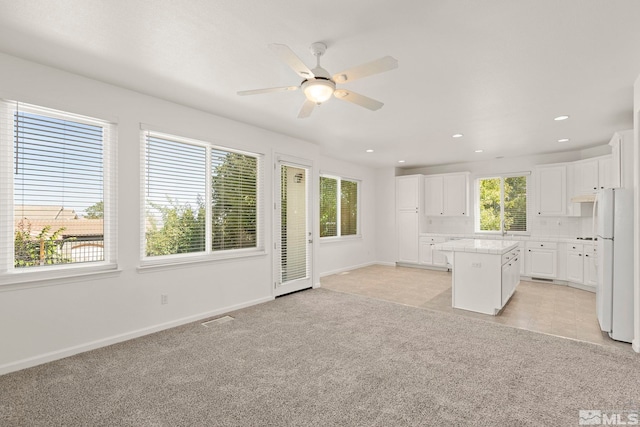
[570,194,596,203]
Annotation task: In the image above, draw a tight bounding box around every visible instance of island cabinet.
[433,239,520,315]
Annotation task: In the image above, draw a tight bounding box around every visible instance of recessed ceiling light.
[474,149,483,153]
[398,160,406,163]
[558,138,570,143]
[554,115,570,121]
[366,149,374,153]
[452,133,464,138]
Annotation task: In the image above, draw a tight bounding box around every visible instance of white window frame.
[139,128,264,269]
[0,100,118,286]
[319,173,361,241]
[474,172,530,235]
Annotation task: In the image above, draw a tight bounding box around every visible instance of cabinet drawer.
[567,243,584,252]
[420,236,446,243]
[526,241,558,250]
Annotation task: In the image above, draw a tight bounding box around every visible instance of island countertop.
[433,239,519,255]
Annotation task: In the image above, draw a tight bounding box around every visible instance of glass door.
[275,160,312,296]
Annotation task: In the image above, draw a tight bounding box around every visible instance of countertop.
[420,233,595,245]
[432,238,519,255]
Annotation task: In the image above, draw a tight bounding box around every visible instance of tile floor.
[320,264,631,350]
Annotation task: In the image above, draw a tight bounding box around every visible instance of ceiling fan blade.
[332,56,398,83]
[237,86,299,96]
[334,89,384,111]
[269,43,315,79]
[298,99,316,118]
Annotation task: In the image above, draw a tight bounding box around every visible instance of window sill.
[137,249,268,273]
[0,263,121,292]
[319,235,363,244]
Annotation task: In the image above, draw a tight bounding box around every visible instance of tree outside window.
[477,175,528,233]
[320,175,359,238]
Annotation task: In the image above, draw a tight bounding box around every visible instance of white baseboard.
[633,339,640,353]
[319,261,378,278]
[0,296,274,376]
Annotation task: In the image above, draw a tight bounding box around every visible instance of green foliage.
[145,198,206,256]
[211,153,257,251]
[145,152,257,256]
[479,178,501,231]
[340,180,358,236]
[320,177,337,237]
[479,176,527,232]
[85,201,104,219]
[14,221,73,267]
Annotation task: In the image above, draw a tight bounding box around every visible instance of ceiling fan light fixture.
[302,79,335,103]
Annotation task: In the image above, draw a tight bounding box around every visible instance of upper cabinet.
[396,175,423,211]
[572,155,613,195]
[609,130,633,190]
[534,164,566,216]
[424,172,469,216]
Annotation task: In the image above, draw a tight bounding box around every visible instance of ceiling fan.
[237,42,398,118]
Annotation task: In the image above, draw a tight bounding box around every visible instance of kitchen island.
[433,239,521,315]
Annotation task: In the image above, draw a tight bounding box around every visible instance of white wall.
[374,168,397,265]
[0,53,374,374]
[633,74,640,353]
[316,155,377,279]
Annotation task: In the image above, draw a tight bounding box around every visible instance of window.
[0,101,116,275]
[319,175,359,238]
[142,130,261,262]
[476,174,528,233]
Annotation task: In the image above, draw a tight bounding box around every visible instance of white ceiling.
[0,0,639,169]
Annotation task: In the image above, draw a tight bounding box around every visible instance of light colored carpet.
[1,288,639,426]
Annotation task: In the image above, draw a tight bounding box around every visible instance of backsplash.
[424,215,594,238]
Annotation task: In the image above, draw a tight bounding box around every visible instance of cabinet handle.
[572,246,576,249]
[538,212,541,215]
[593,187,597,190]
[579,254,582,256]
[540,244,544,247]
[528,249,531,252]
[585,254,589,257]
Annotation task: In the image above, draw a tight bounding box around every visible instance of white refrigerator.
[594,188,634,343]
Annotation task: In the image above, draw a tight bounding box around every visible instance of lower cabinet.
[566,244,584,283]
[419,236,447,267]
[583,245,597,288]
[397,210,420,263]
[526,242,557,279]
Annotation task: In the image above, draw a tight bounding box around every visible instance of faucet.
[501,219,507,237]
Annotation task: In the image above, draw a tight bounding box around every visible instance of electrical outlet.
[471,262,482,268]
[161,294,168,305]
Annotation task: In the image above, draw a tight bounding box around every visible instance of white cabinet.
[501,247,521,307]
[572,156,613,195]
[424,176,443,216]
[398,210,420,263]
[526,241,558,279]
[424,172,469,216]
[583,245,597,288]
[397,175,422,210]
[573,159,599,195]
[534,164,566,216]
[609,130,633,189]
[419,236,447,267]
[566,243,584,283]
[396,175,423,264]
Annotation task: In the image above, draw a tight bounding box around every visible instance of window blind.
[504,176,527,232]
[141,129,261,261]
[319,176,337,237]
[340,179,358,236]
[280,165,308,283]
[0,100,116,272]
